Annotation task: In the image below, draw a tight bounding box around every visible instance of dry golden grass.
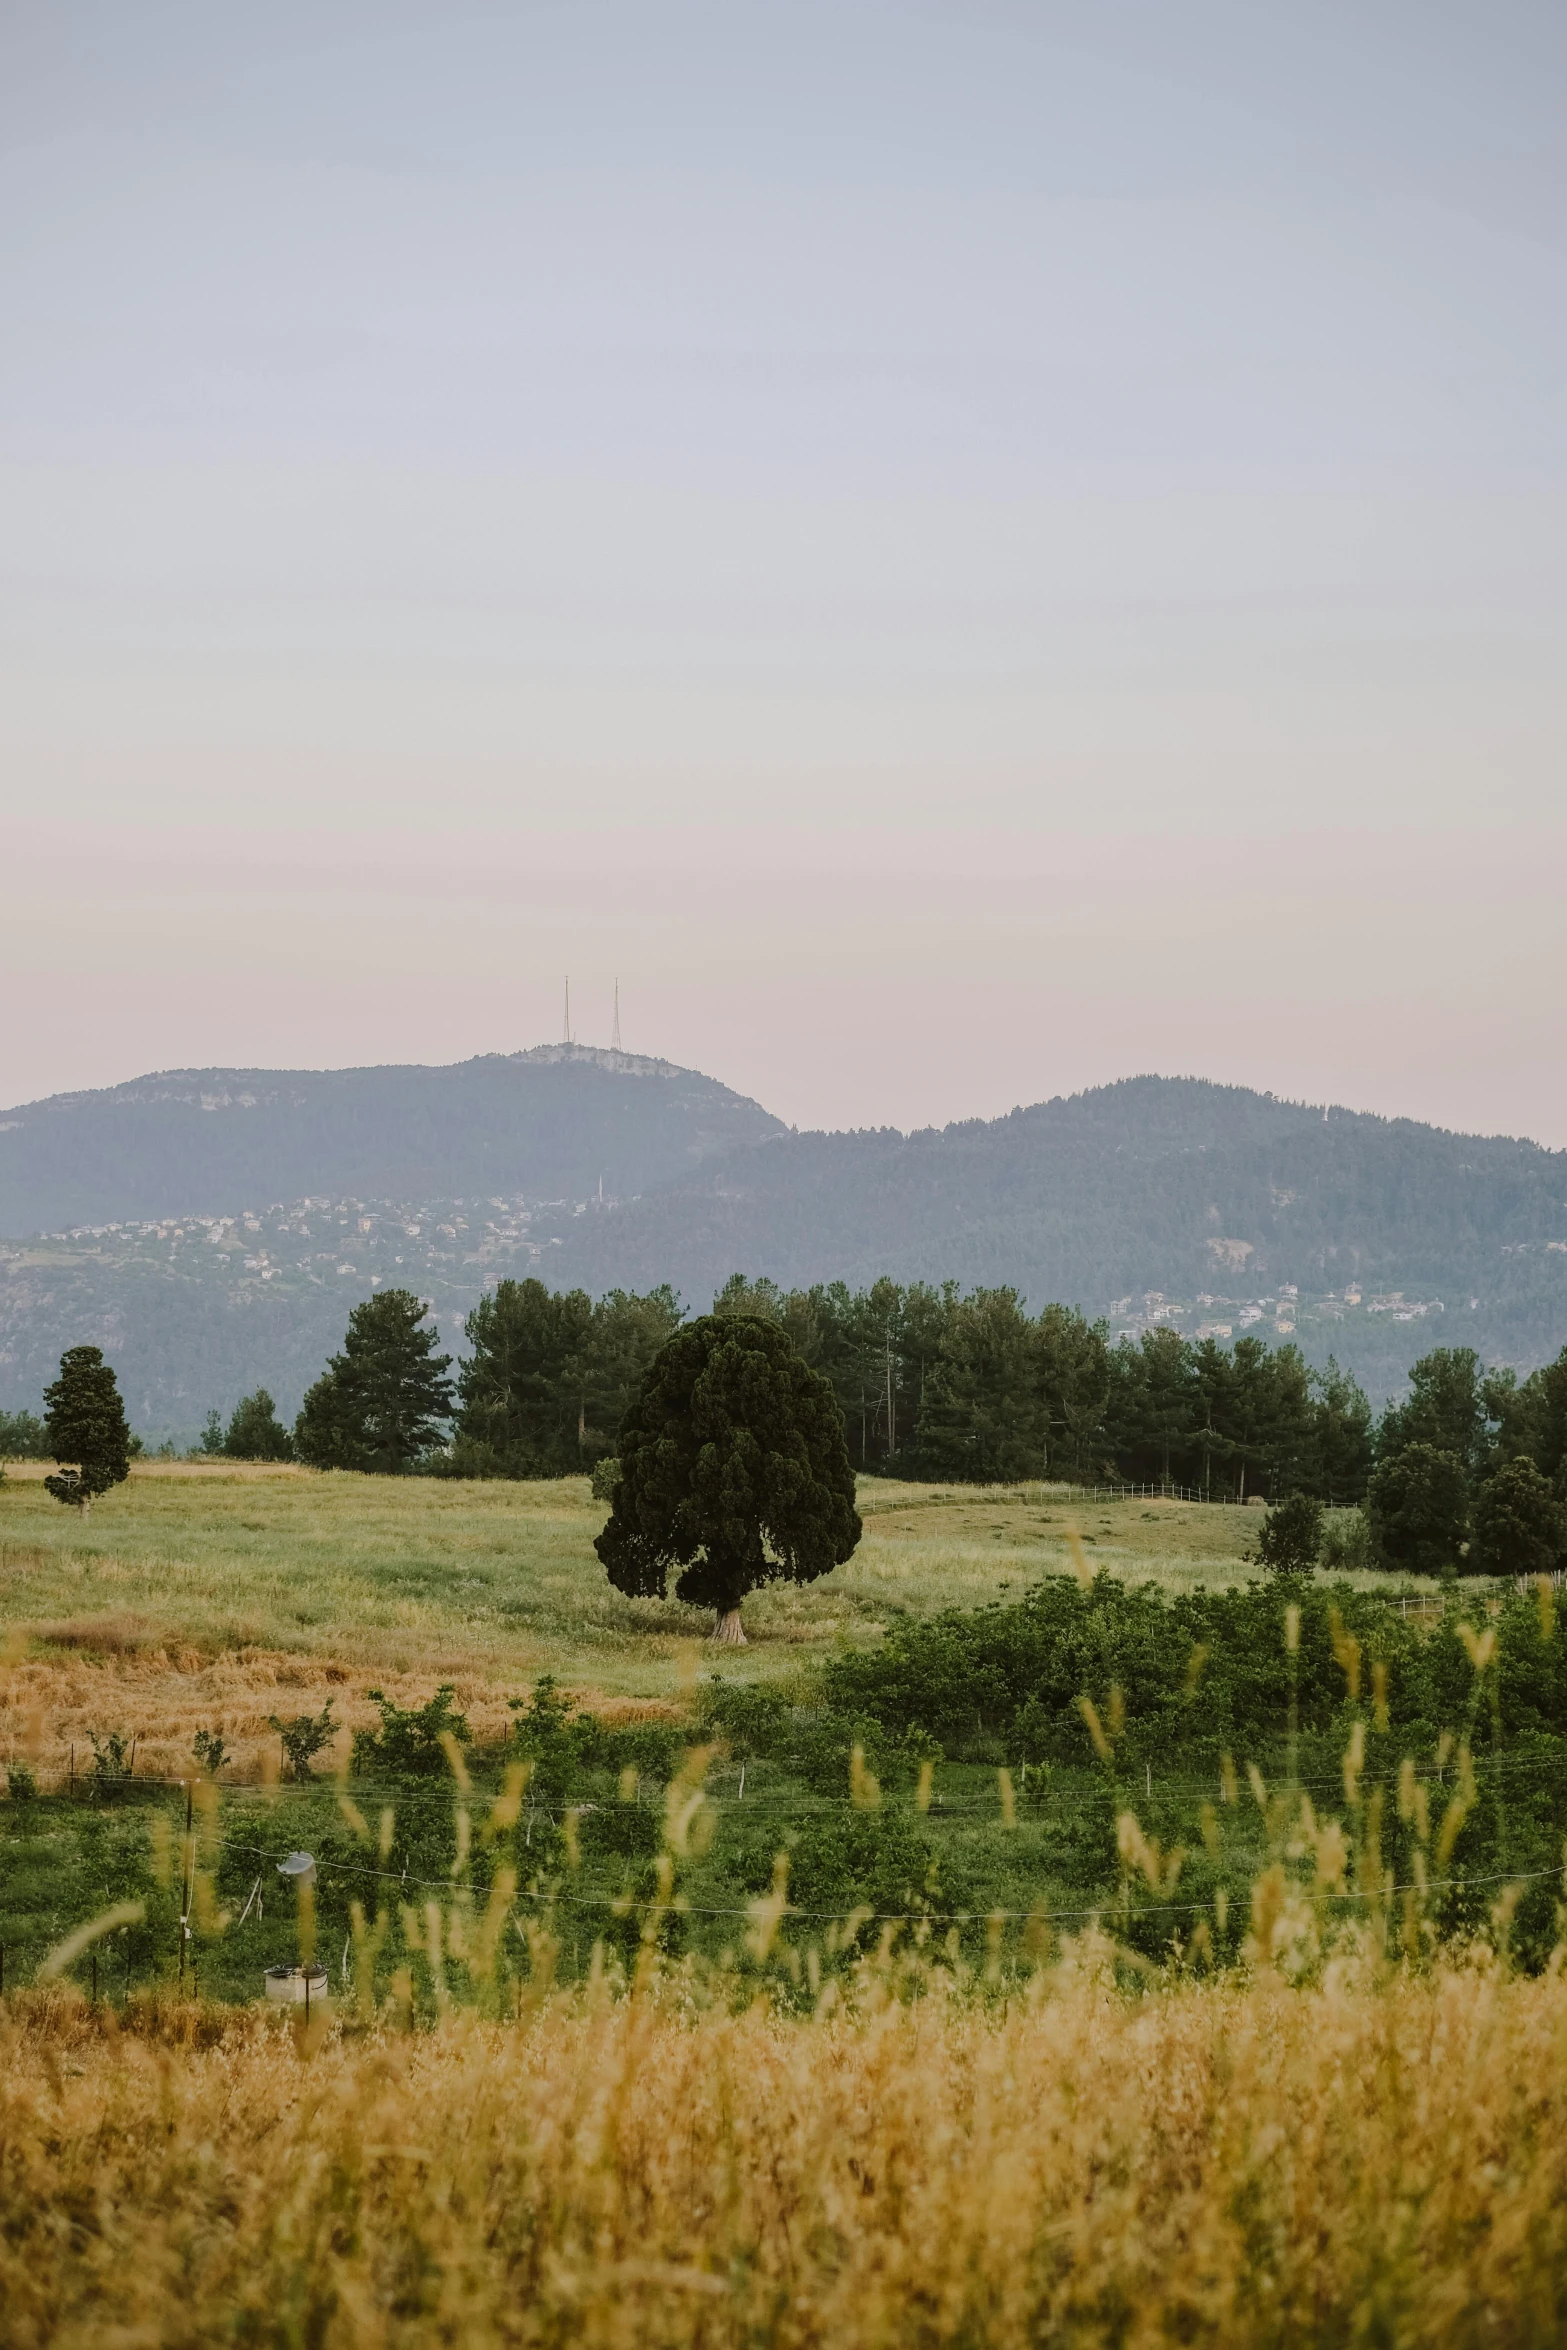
[0,1460,1433,1708]
[5,1953,1567,2348]
[6,1467,1563,2341]
[0,1640,681,1791]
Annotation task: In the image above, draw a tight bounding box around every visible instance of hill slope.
[0,1047,783,1234]
[2,1068,1565,1435]
[553,1077,1567,1398]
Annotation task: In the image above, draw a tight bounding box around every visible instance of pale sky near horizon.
[3,2,1565,1143]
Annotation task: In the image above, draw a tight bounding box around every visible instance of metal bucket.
[264,1965,329,2006]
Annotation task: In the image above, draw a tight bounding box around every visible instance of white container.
[264,1965,329,2005]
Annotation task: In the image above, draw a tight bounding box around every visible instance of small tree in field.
[1248,1491,1324,1576]
[223,1389,294,1461]
[42,1346,132,1514]
[595,1314,861,1643]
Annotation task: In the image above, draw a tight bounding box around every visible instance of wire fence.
[1043,1480,1257,1506]
[11,1727,1567,2001]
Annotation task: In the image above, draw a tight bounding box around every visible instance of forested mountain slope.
[0,1047,783,1233]
[555,1078,1567,1399]
[2,1068,1564,1436]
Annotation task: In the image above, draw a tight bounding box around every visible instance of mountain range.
[2,1047,1564,1439]
[0,1047,782,1233]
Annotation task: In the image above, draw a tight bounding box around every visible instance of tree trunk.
[711,1609,747,1646]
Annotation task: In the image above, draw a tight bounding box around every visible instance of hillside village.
[1110,1283,1452,1347]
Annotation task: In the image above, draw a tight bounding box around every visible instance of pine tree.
[1377,1348,1495,1485]
[451,1277,595,1475]
[222,1389,294,1461]
[293,1290,453,1474]
[905,1288,1049,1483]
[42,1345,132,1513]
[451,1280,683,1477]
[1306,1358,1375,1504]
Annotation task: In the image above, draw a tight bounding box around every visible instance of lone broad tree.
[595,1314,861,1643]
[43,1345,132,1513]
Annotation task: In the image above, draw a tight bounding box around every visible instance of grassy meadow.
[6,1459,1563,2344]
[0,1458,1426,1773]
[0,1461,1277,1991]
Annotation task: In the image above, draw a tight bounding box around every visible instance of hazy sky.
[3,1,1565,1140]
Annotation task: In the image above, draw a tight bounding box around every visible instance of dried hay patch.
[1,1639,688,1786]
[568,1691,686,1729]
[34,1612,159,1655]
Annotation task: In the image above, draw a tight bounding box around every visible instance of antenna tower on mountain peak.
[562,976,572,1046]
[611,978,622,1052]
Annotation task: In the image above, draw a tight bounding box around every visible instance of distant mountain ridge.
[1,1057,1564,1435]
[0,1046,785,1234]
[550,1076,1567,1398]
[557,1076,1567,1302]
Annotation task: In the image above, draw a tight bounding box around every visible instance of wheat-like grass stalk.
[5,1952,1567,2347]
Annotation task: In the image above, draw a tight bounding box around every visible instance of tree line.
[1362,1342,1567,1577]
[706,1274,1385,1501]
[180,1272,1366,1502]
[270,1275,1567,1573]
[13,1274,1567,1579]
[185,1272,1376,1499]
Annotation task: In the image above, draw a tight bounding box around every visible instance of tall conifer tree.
[294,1290,452,1473]
[42,1345,132,1512]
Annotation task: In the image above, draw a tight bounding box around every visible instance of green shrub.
[268,1700,338,1783]
[590,1455,620,1502]
[697,1675,793,1758]
[593,1721,687,1781]
[352,1686,468,1777]
[1320,1509,1372,1571]
[87,1730,132,1799]
[581,1797,661,1864]
[509,1675,594,1805]
[818,1571,1558,1770]
[791,1711,919,1797]
[733,1806,968,1943]
[1248,1492,1323,1575]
